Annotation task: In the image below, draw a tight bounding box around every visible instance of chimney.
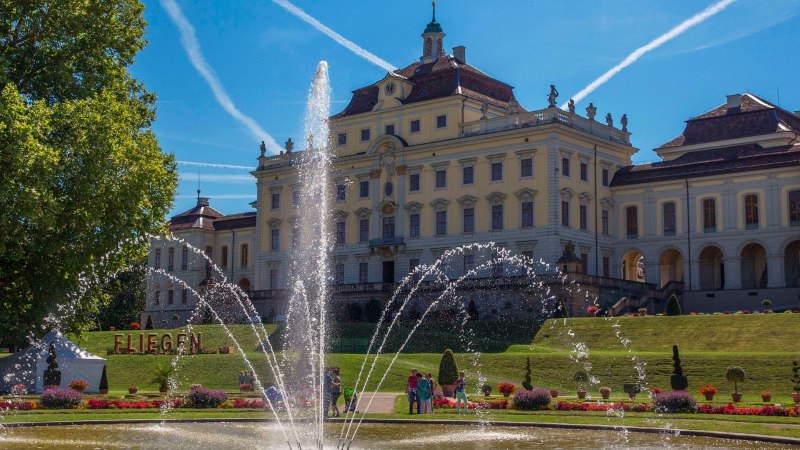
[726,94,741,114]
[197,197,209,207]
[453,46,466,64]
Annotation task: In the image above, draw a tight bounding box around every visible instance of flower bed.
[697,403,800,417]
[0,401,35,410]
[40,388,83,409]
[557,401,651,413]
[86,398,184,409]
[513,388,552,411]
[186,385,227,408]
[432,397,508,409]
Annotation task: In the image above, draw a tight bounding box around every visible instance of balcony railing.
[368,237,405,247]
[460,108,631,145]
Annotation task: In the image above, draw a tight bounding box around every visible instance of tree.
[522,357,533,390]
[438,349,459,387]
[0,1,177,348]
[99,365,109,393]
[95,262,147,330]
[666,294,682,316]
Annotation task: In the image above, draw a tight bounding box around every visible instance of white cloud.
[160,0,282,153]
[178,160,253,170]
[179,173,255,184]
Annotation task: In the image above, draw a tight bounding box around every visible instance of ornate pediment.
[354,207,372,218]
[485,191,507,205]
[405,201,424,213]
[457,195,479,207]
[333,210,349,221]
[579,192,593,205]
[601,197,615,209]
[514,188,538,201]
[267,218,282,228]
[429,198,451,211]
[559,187,575,201]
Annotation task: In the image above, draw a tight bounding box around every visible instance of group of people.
[406,368,468,414]
[323,367,342,417]
[238,370,256,391]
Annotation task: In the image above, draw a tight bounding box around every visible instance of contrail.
[272,0,396,71]
[160,0,282,153]
[178,160,254,170]
[563,0,737,108]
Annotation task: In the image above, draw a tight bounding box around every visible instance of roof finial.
[432,1,437,21]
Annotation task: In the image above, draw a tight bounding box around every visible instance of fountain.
[0,62,792,449]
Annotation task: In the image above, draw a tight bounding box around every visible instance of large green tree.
[0,0,177,347]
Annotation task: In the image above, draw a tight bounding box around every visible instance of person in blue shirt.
[455,371,468,414]
[416,372,431,414]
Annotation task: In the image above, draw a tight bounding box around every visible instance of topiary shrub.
[43,343,61,387]
[438,349,459,387]
[522,357,533,390]
[467,300,479,320]
[726,366,746,393]
[670,345,688,391]
[652,391,698,413]
[364,298,382,323]
[481,384,492,396]
[99,365,109,393]
[573,371,589,391]
[513,388,552,410]
[665,294,681,316]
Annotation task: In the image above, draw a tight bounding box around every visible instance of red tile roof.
[168,204,255,232]
[332,55,520,118]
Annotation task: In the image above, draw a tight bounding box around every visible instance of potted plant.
[481,383,492,397]
[726,366,745,402]
[791,360,800,404]
[99,365,109,395]
[699,385,717,401]
[760,390,772,402]
[438,349,459,397]
[68,379,89,392]
[151,364,173,394]
[128,385,138,394]
[623,382,641,400]
[599,386,611,400]
[497,382,516,397]
[573,371,589,399]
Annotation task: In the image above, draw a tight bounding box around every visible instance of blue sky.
[131,0,800,216]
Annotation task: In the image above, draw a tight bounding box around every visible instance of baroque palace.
[142,10,800,327]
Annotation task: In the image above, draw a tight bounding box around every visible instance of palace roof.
[168,198,255,232]
[332,55,520,118]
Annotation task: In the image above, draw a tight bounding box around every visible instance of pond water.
[0,422,788,449]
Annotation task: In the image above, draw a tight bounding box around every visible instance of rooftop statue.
[621,114,628,132]
[606,113,613,127]
[568,99,575,114]
[586,103,597,121]
[547,84,559,108]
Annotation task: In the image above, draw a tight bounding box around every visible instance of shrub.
[522,357,533,390]
[40,388,83,409]
[513,388,553,410]
[726,366,746,393]
[186,385,228,408]
[364,298,382,323]
[699,385,717,396]
[665,294,681,316]
[497,382,516,396]
[652,391,698,413]
[68,379,89,392]
[599,386,611,396]
[573,371,589,390]
[481,384,492,396]
[438,349,459,386]
[792,361,800,392]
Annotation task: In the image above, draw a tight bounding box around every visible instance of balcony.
[368,236,405,256]
[459,108,631,145]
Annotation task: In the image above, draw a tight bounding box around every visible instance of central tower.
[420,1,445,63]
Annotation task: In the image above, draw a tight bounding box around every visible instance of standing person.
[455,371,468,414]
[322,367,333,418]
[426,372,439,400]
[417,372,431,414]
[425,372,436,414]
[406,368,418,414]
[330,368,342,417]
[238,370,248,391]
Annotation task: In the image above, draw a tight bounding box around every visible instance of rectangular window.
[385,124,395,136]
[790,190,800,225]
[521,158,533,177]
[491,204,503,230]
[359,180,369,198]
[602,168,609,186]
[663,202,676,236]
[462,166,474,185]
[521,250,534,261]
[153,290,160,306]
[491,162,503,181]
[337,133,347,146]
[580,205,588,230]
[436,210,447,235]
[269,268,278,289]
[271,192,280,209]
[435,170,446,188]
[602,256,610,278]
[580,253,588,274]
[409,258,419,280]
[626,206,638,238]
[745,194,759,229]
[360,128,370,141]
[154,248,161,269]
[562,158,570,177]
[168,289,174,305]
[580,162,588,181]
[409,173,420,191]
[703,198,716,232]
[221,246,228,268]
[383,216,395,238]
[336,184,346,201]
[436,114,447,128]
[335,263,345,284]
[410,119,420,133]
[463,208,475,233]
[181,245,188,270]
[167,247,174,271]
[292,190,300,207]
[602,210,609,234]
[359,262,369,283]
[335,221,345,246]
[409,213,420,237]
[521,201,534,227]
[359,219,369,242]
[270,229,280,251]
[238,243,247,269]
[181,288,188,305]
[561,201,570,227]
[463,254,475,275]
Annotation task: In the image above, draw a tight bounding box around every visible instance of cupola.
[420,2,445,63]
